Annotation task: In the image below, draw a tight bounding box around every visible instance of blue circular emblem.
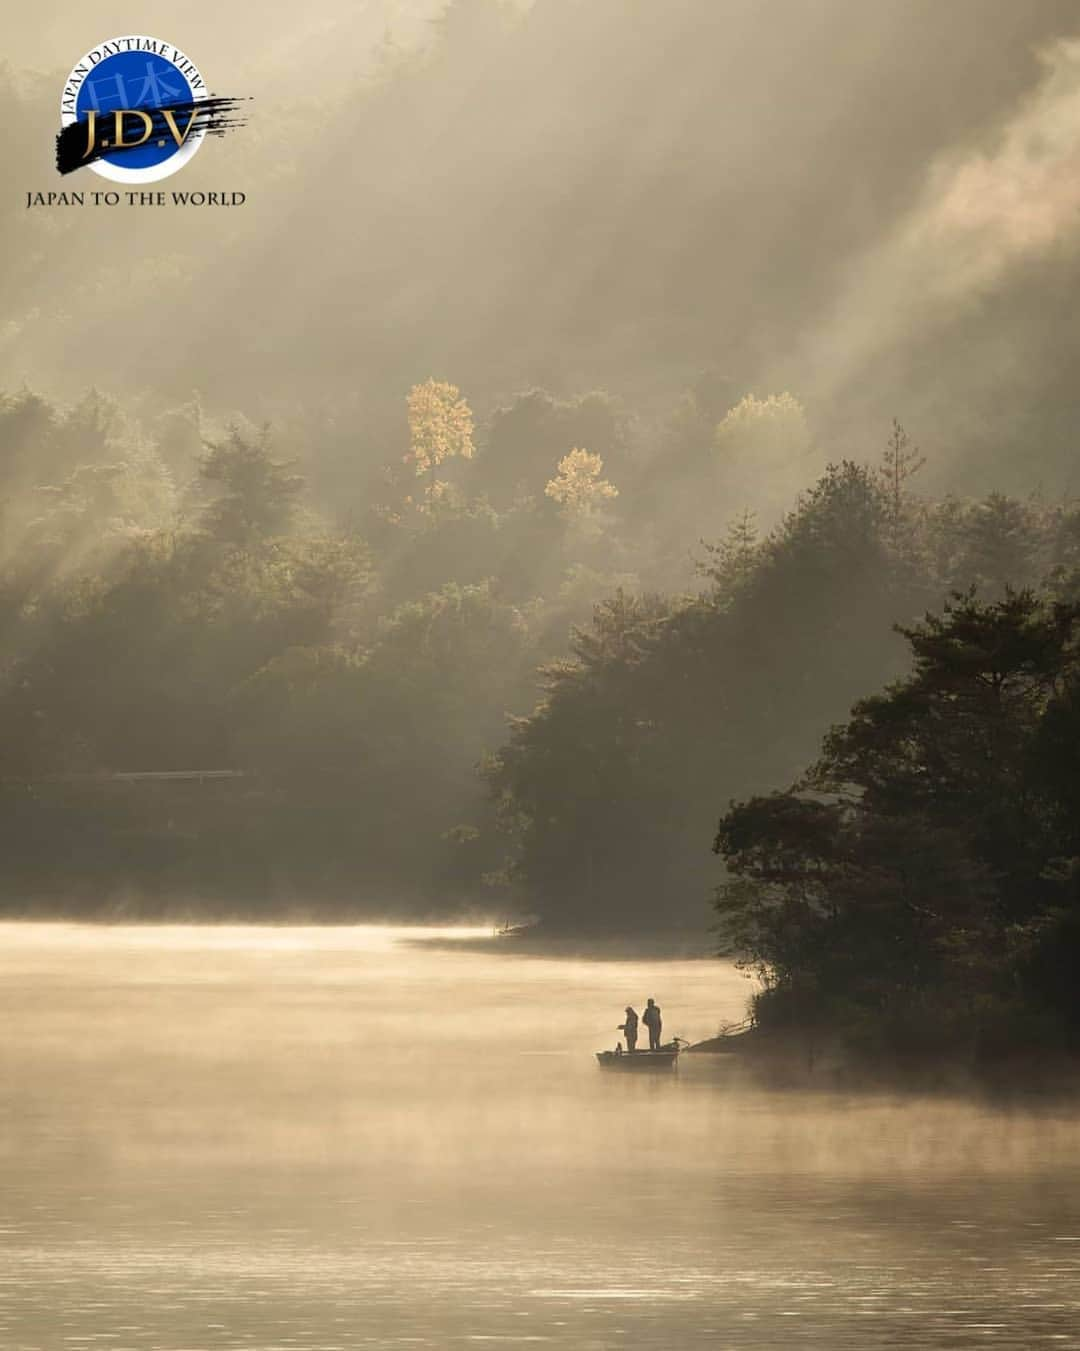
[60,37,208,183]
[74,51,194,172]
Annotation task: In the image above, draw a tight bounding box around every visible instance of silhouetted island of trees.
[714,588,1080,1068]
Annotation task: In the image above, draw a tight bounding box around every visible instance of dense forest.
[1,376,1076,936]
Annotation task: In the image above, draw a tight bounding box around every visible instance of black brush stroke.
[56,96,249,176]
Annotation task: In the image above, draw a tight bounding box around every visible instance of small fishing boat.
[595,1039,687,1072]
[493,915,539,938]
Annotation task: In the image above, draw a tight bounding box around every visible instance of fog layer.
[3,924,1080,1348]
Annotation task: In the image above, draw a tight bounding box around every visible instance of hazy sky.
[6,0,1080,494]
[7,1,445,83]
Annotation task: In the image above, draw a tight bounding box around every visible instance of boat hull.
[595,1050,678,1071]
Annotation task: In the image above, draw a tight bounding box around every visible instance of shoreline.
[411,928,718,961]
[688,1025,1080,1098]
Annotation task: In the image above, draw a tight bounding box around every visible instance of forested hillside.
[1,377,1075,922]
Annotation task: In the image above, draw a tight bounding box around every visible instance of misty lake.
[2,923,1079,1349]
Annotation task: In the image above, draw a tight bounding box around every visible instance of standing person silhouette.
[642,998,662,1051]
[618,1006,639,1053]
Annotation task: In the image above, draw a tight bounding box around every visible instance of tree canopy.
[1,378,1078,933]
[714,588,1080,1059]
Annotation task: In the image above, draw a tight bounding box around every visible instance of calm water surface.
[1,923,1079,1349]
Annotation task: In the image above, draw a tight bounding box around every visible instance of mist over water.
[2,923,1079,1349]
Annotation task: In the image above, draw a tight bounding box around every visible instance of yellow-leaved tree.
[544,448,618,518]
[406,379,475,505]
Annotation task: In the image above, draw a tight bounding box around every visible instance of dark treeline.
[715,585,1080,1063]
[1,380,1077,930]
[488,437,1080,934]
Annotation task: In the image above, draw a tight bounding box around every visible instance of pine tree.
[878,418,925,524]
